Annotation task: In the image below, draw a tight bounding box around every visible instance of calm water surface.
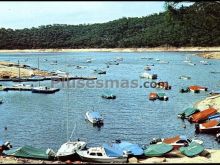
[0,52,220,151]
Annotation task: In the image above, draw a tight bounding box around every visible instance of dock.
[0,76,97,82]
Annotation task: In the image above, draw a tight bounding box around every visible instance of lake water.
[0,51,220,151]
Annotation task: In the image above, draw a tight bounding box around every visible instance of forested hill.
[0,1,219,49]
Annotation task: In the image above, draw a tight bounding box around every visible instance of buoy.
[4,127,7,131]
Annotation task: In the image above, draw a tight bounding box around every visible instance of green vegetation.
[0,2,219,49]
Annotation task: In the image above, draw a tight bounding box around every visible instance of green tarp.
[5,146,51,160]
[179,142,204,157]
[144,143,173,157]
[179,108,200,118]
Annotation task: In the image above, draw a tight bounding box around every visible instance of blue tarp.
[89,111,102,119]
[103,143,123,157]
[208,113,220,120]
[111,141,143,156]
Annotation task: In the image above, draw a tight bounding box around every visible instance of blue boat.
[107,140,144,157]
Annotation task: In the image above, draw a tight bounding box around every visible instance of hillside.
[0,2,219,49]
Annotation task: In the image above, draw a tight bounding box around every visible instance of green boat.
[144,143,173,157]
[5,146,55,160]
[157,93,168,101]
[178,108,200,119]
[179,142,204,157]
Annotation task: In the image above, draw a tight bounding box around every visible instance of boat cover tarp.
[179,108,199,117]
[89,111,102,119]
[102,143,123,157]
[112,141,143,156]
[179,142,204,157]
[144,143,173,157]
[5,146,50,160]
[191,108,217,123]
[201,120,219,128]
[208,113,220,120]
[157,93,165,98]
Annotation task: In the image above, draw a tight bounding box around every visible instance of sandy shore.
[0,149,219,164]
[0,47,220,53]
[194,94,220,112]
[196,52,220,59]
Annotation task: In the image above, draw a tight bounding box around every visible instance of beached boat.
[178,108,200,119]
[76,144,128,163]
[140,72,157,79]
[208,114,220,121]
[56,140,87,161]
[179,142,204,157]
[94,69,106,74]
[179,75,191,80]
[149,135,203,150]
[110,140,144,157]
[32,86,60,94]
[85,111,104,125]
[5,146,55,160]
[188,107,217,123]
[188,85,208,93]
[143,143,173,157]
[195,120,220,134]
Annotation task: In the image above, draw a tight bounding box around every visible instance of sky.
[0,1,166,29]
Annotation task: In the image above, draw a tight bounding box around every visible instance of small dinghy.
[140,72,157,79]
[179,75,191,80]
[195,120,220,134]
[85,111,104,125]
[102,92,116,99]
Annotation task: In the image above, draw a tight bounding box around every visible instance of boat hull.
[78,155,127,163]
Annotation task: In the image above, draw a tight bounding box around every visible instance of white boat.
[86,60,92,63]
[183,56,191,63]
[56,70,67,75]
[155,59,160,61]
[200,60,209,65]
[32,86,60,94]
[56,140,87,161]
[179,75,191,80]
[13,84,32,88]
[158,61,169,64]
[140,72,157,79]
[76,145,128,163]
[85,111,104,125]
[187,62,196,66]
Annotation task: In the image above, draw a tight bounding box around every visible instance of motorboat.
[76,144,128,163]
[94,69,106,74]
[32,86,60,94]
[85,111,104,125]
[56,140,87,161]
[179,75,191,80]
[102,92,116,99]
[140,72,157,79]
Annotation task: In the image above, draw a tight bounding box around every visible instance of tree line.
[0,1,219,49]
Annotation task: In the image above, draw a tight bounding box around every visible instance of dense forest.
[0,1,220,49]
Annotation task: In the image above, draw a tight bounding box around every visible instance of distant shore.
[0,47,220,59]
[0,47,220,53]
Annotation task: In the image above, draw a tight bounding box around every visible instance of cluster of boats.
[2,134,205,163]
[149,92,169,101]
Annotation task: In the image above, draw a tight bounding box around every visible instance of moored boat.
[157,93,169,101]
[209,90,220,96]
[32,86,60,94]
[188,107,217,123]
[156,82,171,90]
[102,92,116,99]
[149,92,158,101]
[144,66,151,71]
[179,75,191,80]
[140,72,157,79]
[85,111,104,125]
[94,69,106,74]
[179,87,190,93]
[188,85,208,93]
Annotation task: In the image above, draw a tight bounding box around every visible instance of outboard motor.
[150,138,162,145]
[195,123,200,134]
[215,133,220,143]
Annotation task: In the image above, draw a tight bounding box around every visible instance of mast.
[38,56,40,86]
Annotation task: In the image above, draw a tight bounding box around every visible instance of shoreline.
[0,47,220,53]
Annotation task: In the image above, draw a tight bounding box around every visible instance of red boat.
[188,108,217,123]
[195,120,220,134]
[149,92,158,101]
[188,86,208,93]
